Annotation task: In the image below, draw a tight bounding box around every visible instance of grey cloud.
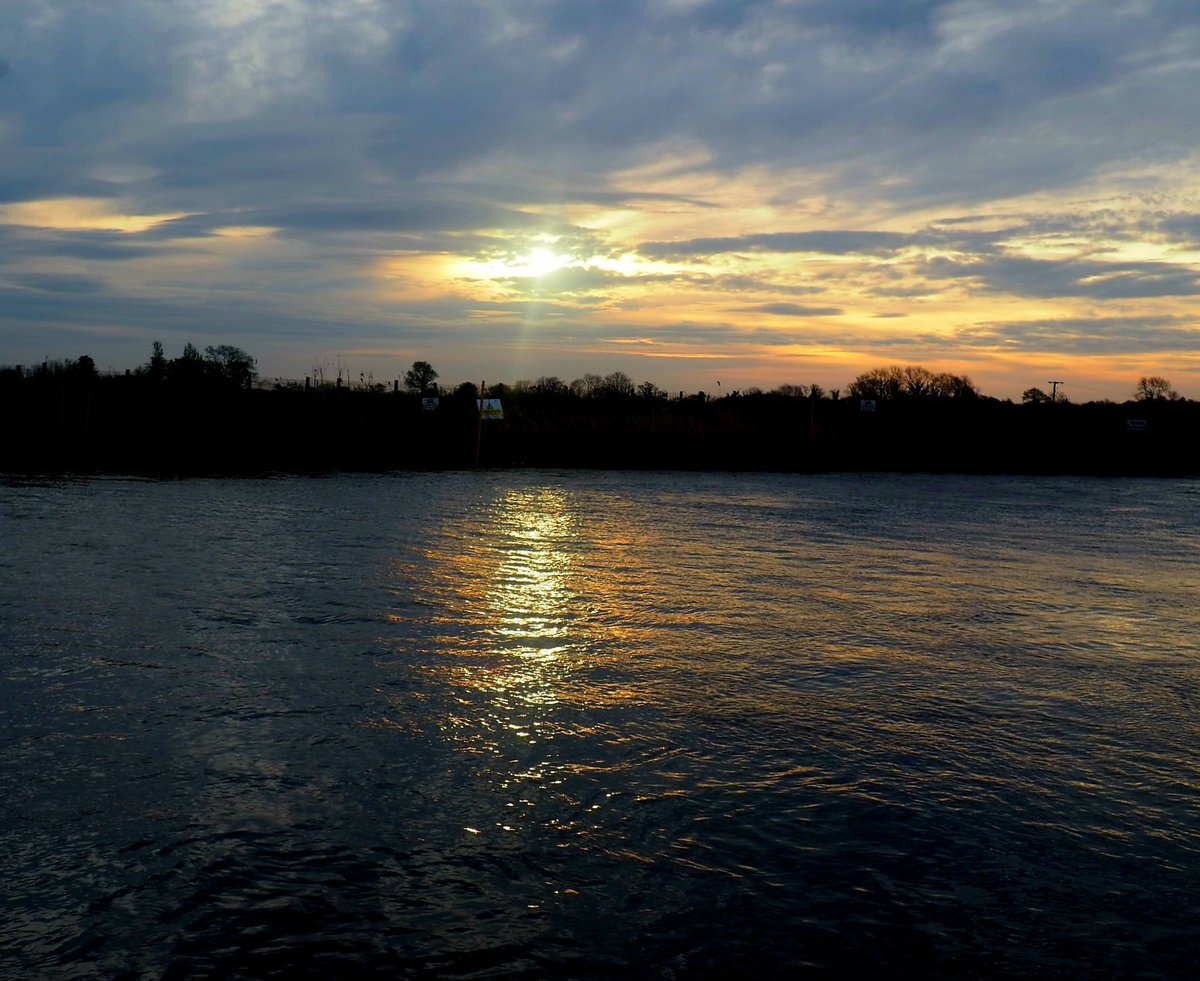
[266,201,550,235]
[1160,215,1200,248]
[641,231,913,260]
[0,282,367,358]
[954,317,1200,355]
[0,4,175,140]
[0,170,119,207]
[9,272,107,294]
[792,0,945,39]
[131,210,578,270]
[444,181,718,211]
[140,200,553,239]
[597,321,770,349]
[494,266,639,296]
[7,1,1198,215]
[707,275,827,296]
[131,214,229,240]
[0,227,161,262]
[924,255,1200,299]
[595,318,925,354]
[1,0,1197,379]
[736,303,843,317]
[640,224,1028,262]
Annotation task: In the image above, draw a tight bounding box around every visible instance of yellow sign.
[476,398,504,420]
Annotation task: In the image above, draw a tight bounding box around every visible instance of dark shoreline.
[4,373,1197,478]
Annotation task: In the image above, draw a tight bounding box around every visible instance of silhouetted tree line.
[847,365,980,401]
[1,349,1196,476]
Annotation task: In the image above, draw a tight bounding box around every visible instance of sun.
[511,247,572,277]
[454,244,575,282]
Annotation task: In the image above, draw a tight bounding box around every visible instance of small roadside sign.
[476,398,504,420]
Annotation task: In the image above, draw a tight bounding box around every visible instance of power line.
[1048,379,1064,403]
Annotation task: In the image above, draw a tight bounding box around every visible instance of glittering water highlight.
[2,471,1198,979]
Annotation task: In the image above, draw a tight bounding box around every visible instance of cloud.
[923,255,1200,299]
[1160,214,1200,248]
[0,226,162,262]
[7,0,1195,211]
[7,272,107,294]
[1,1,1199,396]
[734,303,843,317]
[495,265,632,296]
[640,231,913,260]
[954,316,1200,355]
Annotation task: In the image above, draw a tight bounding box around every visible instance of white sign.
[476,398,504,420]
[421,397,439,411]
[860,399,876,413]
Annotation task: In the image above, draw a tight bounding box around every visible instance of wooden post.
[475,380,486,467]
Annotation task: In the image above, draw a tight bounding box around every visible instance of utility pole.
[1048,380,1064,403]
[475,380,485,468]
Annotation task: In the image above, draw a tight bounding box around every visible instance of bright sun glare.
[516,248,571,277]
[449,240,657,293]
[456,244,576,282]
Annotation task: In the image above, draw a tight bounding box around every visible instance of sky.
[2,0,1199,401]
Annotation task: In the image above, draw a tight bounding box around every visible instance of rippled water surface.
[2,471,1199,979]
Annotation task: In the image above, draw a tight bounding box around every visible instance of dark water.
[2,471,1198,980]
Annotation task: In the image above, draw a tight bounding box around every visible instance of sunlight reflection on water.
[2,472,1199,980]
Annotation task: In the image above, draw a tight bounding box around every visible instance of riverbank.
[3,372,1197,477]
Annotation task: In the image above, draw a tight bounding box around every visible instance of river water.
[2,471,1198,979]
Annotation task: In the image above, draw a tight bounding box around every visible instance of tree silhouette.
[205,344,257,388]
[571,373,604,397]
[849,365,978,400]
[535,375,568,395]
[1134,376,1179,401]
[602,371,635,397]
[404,361,439,394]
[148,341,167,381]
[169,342,206,384]
[771,384,808,397]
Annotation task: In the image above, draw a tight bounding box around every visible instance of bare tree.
[534,376,568,395]
[930,372,979,398]
[849,365,977,400]
[602,371,636,397]
[1134,376,1179,401]
[571,373,604,397]
[205,345,257,387]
